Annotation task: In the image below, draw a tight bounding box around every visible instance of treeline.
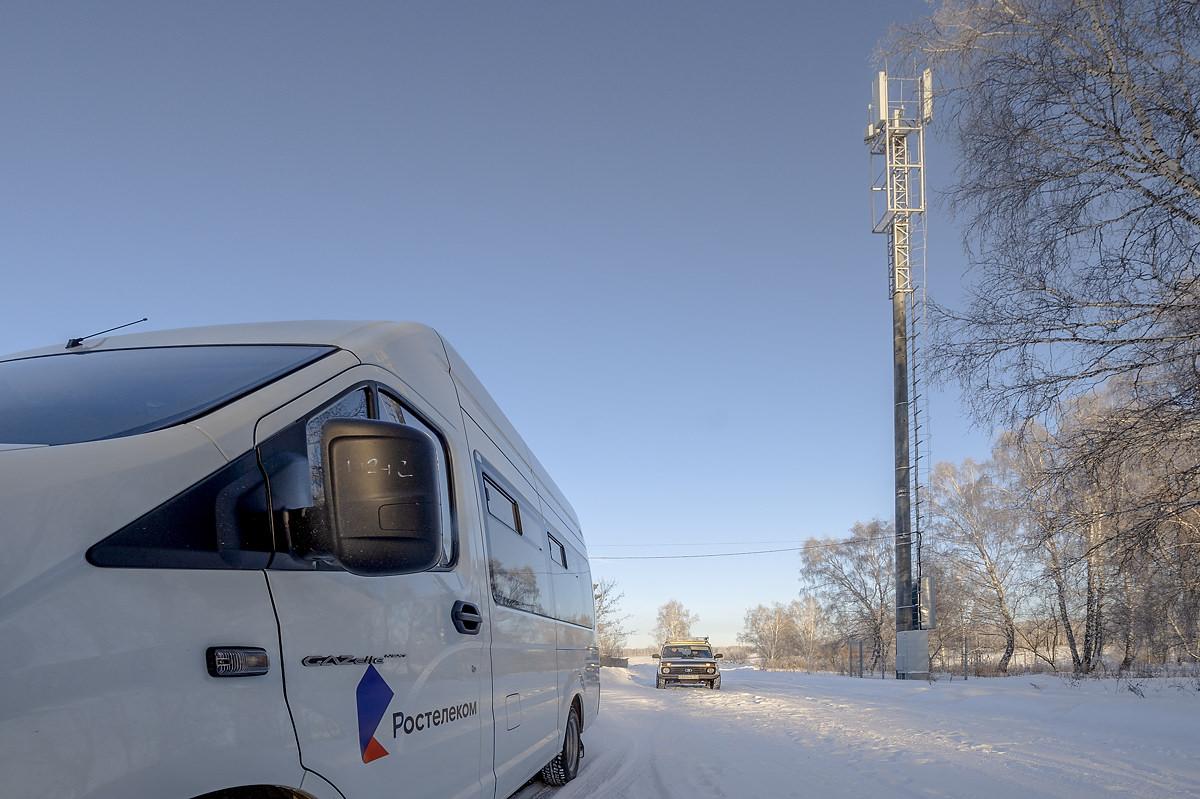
[735,395,1200,677]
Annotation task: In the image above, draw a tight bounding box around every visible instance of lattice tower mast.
[866,69,933,677]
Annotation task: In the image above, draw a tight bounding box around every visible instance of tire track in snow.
[514,665,1200,799]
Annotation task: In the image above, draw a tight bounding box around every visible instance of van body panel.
[0,429,301,799]
[298,769,347,799]
[0,567,302,799]
[555,625,599,729]
[0,426,227,600]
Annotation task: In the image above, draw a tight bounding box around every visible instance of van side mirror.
[715,653,724,659]
[652,653,660,659]
[323,418,442,576]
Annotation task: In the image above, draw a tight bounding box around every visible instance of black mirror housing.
[323,418,442,576]
[651,653,660,659]
[715,653,723,659]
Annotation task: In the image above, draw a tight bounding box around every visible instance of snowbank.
[517,662,1200,798]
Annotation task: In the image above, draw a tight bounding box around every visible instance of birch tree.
[654,600,699,643]
[593,579,631,659]
[739,603,800,669]
[800,521,895,675]
[894,0,1200,529]
[930,457,1026,672]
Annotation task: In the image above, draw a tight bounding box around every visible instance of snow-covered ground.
[517,660,1200,799]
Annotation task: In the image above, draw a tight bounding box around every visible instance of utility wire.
[591,539,819,548]
[589,535,896,560]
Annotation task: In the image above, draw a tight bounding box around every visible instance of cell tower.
[865,68,935,679]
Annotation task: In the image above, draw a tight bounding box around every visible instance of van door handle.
[451,601,482,635]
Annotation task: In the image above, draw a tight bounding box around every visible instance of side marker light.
[207,646,270,677]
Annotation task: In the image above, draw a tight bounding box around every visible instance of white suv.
[653,638,723,689]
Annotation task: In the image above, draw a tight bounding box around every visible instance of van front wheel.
[540,706,582,786]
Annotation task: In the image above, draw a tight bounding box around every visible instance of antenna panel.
[872,71,888,124]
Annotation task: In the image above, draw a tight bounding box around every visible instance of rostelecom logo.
[356,664,395,764]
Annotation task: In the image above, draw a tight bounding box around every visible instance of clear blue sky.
[1,2,991,646]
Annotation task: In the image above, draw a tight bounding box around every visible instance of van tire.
[656,678,665,689]
[540,706,582,786]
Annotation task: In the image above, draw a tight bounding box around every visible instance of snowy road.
[516,662,1200,799]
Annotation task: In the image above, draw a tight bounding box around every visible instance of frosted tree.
[930,457,1026,672]
[800,521,894,675]
[893,0,1200,533]
[592,579,631,658]
[891,0,1200,675]
[654,600,699,643]
[738,603,800,669]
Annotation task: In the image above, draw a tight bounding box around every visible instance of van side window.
[548,535,567,568]
[483,477,521,533]
[482,473,549,615]
[576,550,596,628]
[378,391,456,567]
[304,389,371,507]
[548,530,595,628]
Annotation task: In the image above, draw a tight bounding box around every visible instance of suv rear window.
[0,344,334,445]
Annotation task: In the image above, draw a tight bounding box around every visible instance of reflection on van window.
[305,390,370,506]
[488,559,542,613]
[549,532,595,628]
[482,474,548,615]
[0,345,333,446]
[379,392,455,567]
[480,468,595,628]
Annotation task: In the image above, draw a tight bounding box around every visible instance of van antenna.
[66,317,149,350]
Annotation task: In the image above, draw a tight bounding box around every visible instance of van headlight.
[706,667,716,674]
[661,667,670,674]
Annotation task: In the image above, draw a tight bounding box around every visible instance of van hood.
[0,426,226,602]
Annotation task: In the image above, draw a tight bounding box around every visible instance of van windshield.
[662,646,711,659]
[0,344,334,445]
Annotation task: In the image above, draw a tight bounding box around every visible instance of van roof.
[1,320,402,360]
[1,320,581,530]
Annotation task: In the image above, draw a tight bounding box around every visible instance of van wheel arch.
[572,693,584,730]
[191,786,315,799]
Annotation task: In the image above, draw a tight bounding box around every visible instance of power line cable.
[591,539,817,548]
[589,535,895,560]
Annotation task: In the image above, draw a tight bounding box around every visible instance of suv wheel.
[710,678,721,690]
[655,677,665,689]
[540,706,582,786]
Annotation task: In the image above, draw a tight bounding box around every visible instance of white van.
[0,321,599,799]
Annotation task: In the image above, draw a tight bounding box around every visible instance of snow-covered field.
[517,660,1200,799]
